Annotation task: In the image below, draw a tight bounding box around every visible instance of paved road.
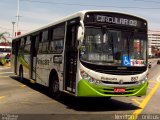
[142,59,160,114]
[0,60,160,120]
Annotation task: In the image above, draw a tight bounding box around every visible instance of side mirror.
[77,26,84,41]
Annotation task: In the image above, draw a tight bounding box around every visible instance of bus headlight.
[137,76,148,84]
[80,70,101,85]
[88,77,94,83]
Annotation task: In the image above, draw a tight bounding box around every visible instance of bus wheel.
[49,75,61,100]
[19,67,23,82]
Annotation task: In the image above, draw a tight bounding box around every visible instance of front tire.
[49,74,61,100]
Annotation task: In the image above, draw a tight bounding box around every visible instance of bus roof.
[13,10,147,40]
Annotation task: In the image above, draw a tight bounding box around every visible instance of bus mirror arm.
[77,26,84,41]
[77,21,84,42]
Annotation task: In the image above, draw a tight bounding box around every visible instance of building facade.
[148,31,160,57]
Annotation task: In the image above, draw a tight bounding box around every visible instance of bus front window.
[80,27,147,66]
[80,28,114,64]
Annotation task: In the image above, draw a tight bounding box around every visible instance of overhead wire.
[1,0,160,33]
[21,0,160,9]
[132,0,160,4]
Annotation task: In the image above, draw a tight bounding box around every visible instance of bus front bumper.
[77,79,148,97]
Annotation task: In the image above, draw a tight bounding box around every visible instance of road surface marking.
[131,99,141,105]
[135,98,144,101]
[0,72,13,74]
[21,100,55,104]
[129,82,160,120]
[0,67,10,70]
[0,96,5,100]
[149,80,158,84]
[20,85,26,88]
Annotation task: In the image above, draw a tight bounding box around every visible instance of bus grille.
[102,81,137,84]
[94,69,143,75]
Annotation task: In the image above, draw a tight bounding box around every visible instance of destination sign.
[84,13,147,28]
[96,15,137,27]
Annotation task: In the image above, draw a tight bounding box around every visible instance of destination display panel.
[84,12,147,28]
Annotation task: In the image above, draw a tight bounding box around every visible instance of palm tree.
[0,32,10,44]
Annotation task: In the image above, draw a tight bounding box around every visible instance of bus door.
[64,18,79,93]
[13,41,19,74]
[30,34,39,80]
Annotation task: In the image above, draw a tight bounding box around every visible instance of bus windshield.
[80,27,147,66]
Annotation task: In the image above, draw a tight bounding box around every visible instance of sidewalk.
[0,62,11,68]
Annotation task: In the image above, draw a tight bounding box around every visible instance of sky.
[0,0,160,40]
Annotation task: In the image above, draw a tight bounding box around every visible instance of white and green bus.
[12,10,148,99]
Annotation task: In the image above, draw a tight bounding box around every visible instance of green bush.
[0,58,6,65]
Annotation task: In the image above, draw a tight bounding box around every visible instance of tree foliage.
[0,32,10,43]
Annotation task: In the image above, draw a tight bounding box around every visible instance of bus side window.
[24,36,31,54]
[38,31,49,54]
[33,34,40,56]
[19,37,26,56]
[50,40,63,53]
[42,30,48,42]
[49,24,65,53]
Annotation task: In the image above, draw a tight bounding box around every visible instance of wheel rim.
[50,79,61,99]
[52,80,59,93]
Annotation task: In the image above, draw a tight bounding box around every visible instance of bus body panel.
[11,55,15,73]
[36,54,51,86]
[20,54,30,79]
[36,54,64,90]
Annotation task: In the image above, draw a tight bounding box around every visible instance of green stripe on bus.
[77,79,148,97]
[17,55,46,84]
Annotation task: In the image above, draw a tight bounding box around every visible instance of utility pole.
[16,0,20,36]
[12,22,16,38]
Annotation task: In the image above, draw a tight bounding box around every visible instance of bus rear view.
[77,11,148,97]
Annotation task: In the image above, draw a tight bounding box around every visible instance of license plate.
[114,88,125,93]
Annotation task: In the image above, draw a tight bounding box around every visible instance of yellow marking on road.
[128,82,160,120]
[20,85,26,87]
[134,98,144,101]
[149,80,158,84]
[131,99,141,105]
[0,96,5,99]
